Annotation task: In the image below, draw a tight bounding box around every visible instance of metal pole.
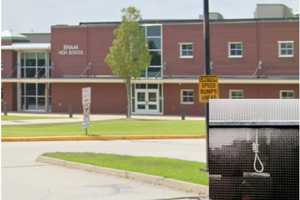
[203,0,211,170]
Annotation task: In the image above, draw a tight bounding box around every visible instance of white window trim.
[228,42,243,58]
[179,43,194,59]
[229,89,244,99]
[180,89,194,104]
[279,90,295,99]
[278,41,294,58]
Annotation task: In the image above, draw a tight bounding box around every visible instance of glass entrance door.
[135,89,159,114]
[147,91,159,112]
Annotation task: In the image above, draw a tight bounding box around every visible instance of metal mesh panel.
[209,99,299,124]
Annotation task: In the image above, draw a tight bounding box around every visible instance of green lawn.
[44,152,208,185]
[1,115,64,121]
[2,119,206,137]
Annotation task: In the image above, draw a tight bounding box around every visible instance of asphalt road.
[2,139,207,200]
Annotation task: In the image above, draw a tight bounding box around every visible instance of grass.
[43,152,208,185]
[1,115,64,121]
[2,119,206,137]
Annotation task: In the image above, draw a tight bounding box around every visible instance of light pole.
[203,0,211,169]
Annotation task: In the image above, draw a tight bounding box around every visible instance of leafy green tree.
[105,6,151,118]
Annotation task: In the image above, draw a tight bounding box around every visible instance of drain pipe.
[252,129,264,173]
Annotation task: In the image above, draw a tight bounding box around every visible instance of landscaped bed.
[2,119,206,137]
[43,152,208,185]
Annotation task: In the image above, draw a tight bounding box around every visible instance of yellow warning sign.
[199,75,219,103]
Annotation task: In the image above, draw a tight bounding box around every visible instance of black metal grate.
[209,127,299,200]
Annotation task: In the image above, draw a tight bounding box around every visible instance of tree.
[105,6,151,118]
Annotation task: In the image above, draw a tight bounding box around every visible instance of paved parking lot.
[2,139,207,200]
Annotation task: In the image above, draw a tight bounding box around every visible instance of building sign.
[82,87,91,129]
[58,44,84,55]
[199,75,219,103]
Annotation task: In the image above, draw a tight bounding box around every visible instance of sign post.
[82,87,91,136]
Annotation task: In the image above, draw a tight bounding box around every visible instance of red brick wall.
[51,21,298,77]
[2,83,17,111]
[163,24,204,76]
[163,21,299,76]
[163,84,205,116]
[1,50,17,78]
[51,83,127,114]
[210,23,258,75]
[220,83,299,98]
[163,83,299,116]
[258,22,299,75]
[51,26,89,77]
[51,25,116,77]
[2,40,12,45]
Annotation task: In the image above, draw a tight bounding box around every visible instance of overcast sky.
[1,0,299,33]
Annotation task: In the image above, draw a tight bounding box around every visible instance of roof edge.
[78,17,299,26]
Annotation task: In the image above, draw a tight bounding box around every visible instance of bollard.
[181,110,186,120]
[3,102,7,116]
[68,105,73,118]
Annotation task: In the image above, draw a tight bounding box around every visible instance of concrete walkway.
[2,113,204,126]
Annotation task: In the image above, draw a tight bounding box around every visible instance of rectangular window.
[228,42,243,58]
[280,90,295,99]
[148,38,161,50]
[25,53,36,66]
[37,52,46,66]
[146,26,161,37]
[179,43,193,58]
[229,90,244,99]
[20,52,50,78]
[149,51,161,66]
[181,89,194,104]
[21,83,48,111]
[21,53,25,66]
[278,41,294,57]
[143,25,162,78]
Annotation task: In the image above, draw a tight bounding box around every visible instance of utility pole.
[203,0,211,169]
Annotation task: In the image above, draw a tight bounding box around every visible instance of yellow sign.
[199,75,219,103]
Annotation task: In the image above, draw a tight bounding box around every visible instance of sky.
[1,0,299,33]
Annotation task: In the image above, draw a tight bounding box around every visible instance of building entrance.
[132,84,162,115]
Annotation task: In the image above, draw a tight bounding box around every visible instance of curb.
[2,135,206,142]
[37,156,209,196]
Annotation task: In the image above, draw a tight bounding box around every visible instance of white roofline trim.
[1,43,50,50]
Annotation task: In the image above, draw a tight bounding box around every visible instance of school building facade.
[2,6,299,116]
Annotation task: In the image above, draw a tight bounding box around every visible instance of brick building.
[1,4,299,116]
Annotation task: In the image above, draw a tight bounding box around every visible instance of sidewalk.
[2,113,205,126]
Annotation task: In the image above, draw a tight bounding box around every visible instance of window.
[181,89,194,104]
[179,43,193,58]
[143,25,162,78]
[228,42,243,58]
[229,90,244,99]
[149,51,161,66]
[278,41,294,57]
[280,90,295,99]
[21,83,48,111]
[146,26,161,37]
[25,53,36,66]
[20,52,49,78]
